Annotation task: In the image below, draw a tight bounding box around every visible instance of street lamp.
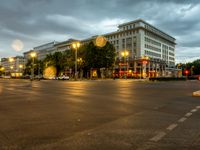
[121,50,129,78]
[9,57,14,63]
[140,56,149,79]
[30,52,37,80]
[77,58,83,79]
[19,65,23,77]
[72,42,80,80]
[9,57,14,76]
[19,64,23,69]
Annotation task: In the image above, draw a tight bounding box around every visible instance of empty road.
[0,79,200,150]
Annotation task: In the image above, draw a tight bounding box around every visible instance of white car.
[58,75,69,80]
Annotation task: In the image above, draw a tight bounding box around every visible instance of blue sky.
[0,0,200,63]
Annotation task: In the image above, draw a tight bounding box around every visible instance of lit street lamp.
[9,57,14,63]
[121,50,129,78]
[19,65,23,77]
[72,42,80,80]
[77,58,83,79]
[140,56,149,79]
[19,64,23,69]
[30,52,37,80]
[9,57,14,76]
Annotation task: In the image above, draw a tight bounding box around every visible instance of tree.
[177,59,200,76]
[44,52,66,76]
[24,58,44,76]
[41,41,116,78]
[83,41,116,77]
[191,59,200,75]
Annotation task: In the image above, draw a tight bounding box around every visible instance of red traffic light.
[185,70,189,74]
[142,60,148,64]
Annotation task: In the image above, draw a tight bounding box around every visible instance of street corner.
[192,90,200,97]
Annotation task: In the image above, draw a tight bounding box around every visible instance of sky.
[0,0,200,63]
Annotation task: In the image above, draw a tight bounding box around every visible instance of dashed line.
[185,112,193,117]
[166,123,178,131]
[178,117,187,123]
[191,109,197,112]
[150,132,166,142]
[149,105,200,143]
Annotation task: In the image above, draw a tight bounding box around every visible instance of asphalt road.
[0,79,200,150]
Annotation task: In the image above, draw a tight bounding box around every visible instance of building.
[82,19,176,78]
[54,39,79,52]
[23,40,80,63]
[0,56,25,77]
[23,19,176,78]
[24,41,58,65]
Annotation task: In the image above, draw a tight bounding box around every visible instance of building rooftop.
[118,19,175,40]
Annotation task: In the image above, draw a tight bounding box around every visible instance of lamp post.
[121,50,129,78]
[141,56,149,79]
[19,64,23,77]
[72,42,80,80]
[77,58,83,80]
[9,57,14,76]
[30,52,36,80]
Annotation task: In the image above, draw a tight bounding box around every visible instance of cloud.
[0,0,200,63]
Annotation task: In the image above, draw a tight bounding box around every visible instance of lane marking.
[150,132,166,142]
[196,106,200,109]
[149,106,199,143]
[191,109,197,113]
[178,117,187,123]
[166,123,178,131]
[185,112,193,117]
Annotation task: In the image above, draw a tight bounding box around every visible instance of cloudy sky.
[0,0,200,63]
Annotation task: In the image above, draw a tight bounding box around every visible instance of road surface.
[0,79,200,150]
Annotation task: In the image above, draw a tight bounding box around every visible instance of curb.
[193,90,200,97]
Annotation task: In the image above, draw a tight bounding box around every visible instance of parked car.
[58,75,70,80]
[3,76,11,79]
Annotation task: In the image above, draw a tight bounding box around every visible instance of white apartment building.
[0,56,25,77]
[82,19,175,68]
[82,19,176,77]
[24,41,58,64]
[103,19,176,68]
[23,40,77,63]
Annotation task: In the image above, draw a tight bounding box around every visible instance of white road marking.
[185,112,193,117]
[166,123,178,131]
[178,117,187,123]
[150,106,199,143]
[191,109,197,112]
[196,106,200,109]
[150,132,166,142]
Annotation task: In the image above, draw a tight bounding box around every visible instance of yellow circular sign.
[95,36,107,47]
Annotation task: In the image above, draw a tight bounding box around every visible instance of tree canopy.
[25,41,116,78]
[177,59,200,75]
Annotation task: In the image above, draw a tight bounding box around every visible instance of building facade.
[0,56,25,77]
[81,19,176,78]
[104,19,175,67]
[22,19,176,78]
[24,41,58,64]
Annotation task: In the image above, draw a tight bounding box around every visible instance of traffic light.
[185,70,189,75]
[142,60,148,64]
